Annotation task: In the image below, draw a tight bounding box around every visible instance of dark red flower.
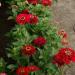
[41,0,52,6]
[21,9,30,14]
[16,67,28,75]
[27,0,38,5]
[22,45,36,56]
[33,36,46,47]
[28,14,38,25]
[27,65,40,72]
[16,14,30,25]
[53,53,64,66]
[53,48,75,66]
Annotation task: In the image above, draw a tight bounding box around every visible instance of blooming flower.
[22,45,36,56]
[53,48,75,66]
[53,53,64,66]
[28,14,38,25]
[0,73,7,75]
[33,36,46,47]
[16,67,28,75]
[27,65,40,72]
[57,29,69,46]
[16,14,30,25]
[41,0,52,6]
[58,29,68,39]
[27,0,38,5]
[21,9,30,14]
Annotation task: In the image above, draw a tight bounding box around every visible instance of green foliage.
[2,0,62,75]
[0,58,6,72]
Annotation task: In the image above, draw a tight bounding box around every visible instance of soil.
[53,0,75,75]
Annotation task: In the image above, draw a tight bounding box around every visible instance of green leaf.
[7,64,18,70]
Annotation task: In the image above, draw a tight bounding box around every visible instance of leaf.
[7,64,18,70]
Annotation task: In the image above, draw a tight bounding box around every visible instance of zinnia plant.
[0,0,75,75]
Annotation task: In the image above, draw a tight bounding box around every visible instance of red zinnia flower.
[53,48,75,66]
[59,48,75,64]
[41,0,52,6]
[22,45,36,56]
[27,65,40,72]
[28,14,38,25]
[16,14,30,25]
[53,53,64,66]
[21,9,30,14]
[16,67,28,75]
[27,0,38,5]
[33,36,46,47]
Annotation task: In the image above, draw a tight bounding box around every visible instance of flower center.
[21,17,25,20]
[21,70,25,74]
[26,47,31,51]
[65,50,71,56]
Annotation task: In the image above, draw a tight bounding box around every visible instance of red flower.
[58,29,68,39]
[53,53,64,66]
[21,9,30,14]
[27,65,40,72]
[27,0,38,5]
[53,48,75,66]
[33,36,46,47]
[59,48,75,64]
[28,14,38,25]
[16,67,28,75]
[41,0,52,6]
[22,45,36,56]
[16,14,30,25]
[61,38,69,46]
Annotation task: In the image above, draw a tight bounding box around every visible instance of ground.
[53,0,75,75]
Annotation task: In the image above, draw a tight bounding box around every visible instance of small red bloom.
[58,29,68,39]
[22,45,36,56]
[41,0,52,6]
[21,9,30,14]
[16,14,30,25]
[28,14,38,25]
[61,38,69,46]
[16,67,28,75]
[33,36,46,47]
[27,0,38,5]
[27,65,40,72]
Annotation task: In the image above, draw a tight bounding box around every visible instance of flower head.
[53,48,75,66]
[28,14,38,25]
[33,36,46,47]
[41,0,52,6]
[21,9,30,14]
[27,65,40,72]
[27,0,38,5]
[16,67,28,75]
[22,45,36,56]
[58,29,68,39]
[16,14,30,25]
